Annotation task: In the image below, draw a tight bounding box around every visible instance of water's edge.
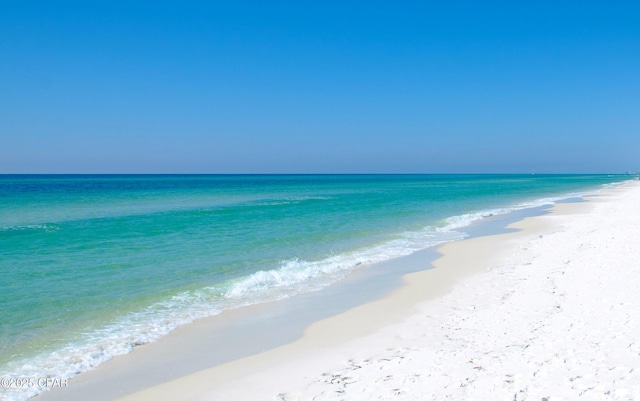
[34,198,571,401]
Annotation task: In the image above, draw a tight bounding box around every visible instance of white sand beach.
[40,180,640,401]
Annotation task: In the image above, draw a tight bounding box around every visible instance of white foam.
[436,190,596,234]
[223,227,467,303]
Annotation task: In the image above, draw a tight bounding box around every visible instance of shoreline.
[117,181,638,400]
[31,206,547,401]
[33,181,638,401]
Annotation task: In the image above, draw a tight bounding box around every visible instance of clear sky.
[2,1,639,174]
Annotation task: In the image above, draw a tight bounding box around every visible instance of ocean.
[0,174,631,400]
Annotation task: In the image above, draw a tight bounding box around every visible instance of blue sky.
[2,1,639,173]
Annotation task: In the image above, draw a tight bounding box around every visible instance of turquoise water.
[0,174,631,400]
